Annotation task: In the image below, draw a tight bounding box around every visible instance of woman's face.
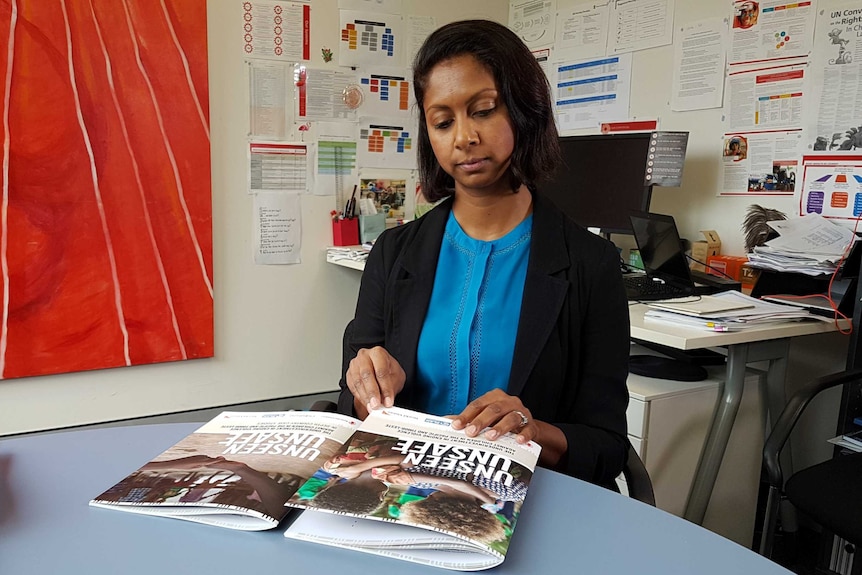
[422,54,516,197]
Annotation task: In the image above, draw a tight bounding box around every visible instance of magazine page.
[284,407,542,571]
[90,410,360,531]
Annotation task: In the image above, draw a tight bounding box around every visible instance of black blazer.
[338,192,630,487]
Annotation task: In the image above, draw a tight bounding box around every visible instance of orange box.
[706,254,749,282]
[740,263,760,291]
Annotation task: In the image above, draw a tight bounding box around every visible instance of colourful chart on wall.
[798,154,862,222]
[339,10,404,67]
[316,140,358,199]
[356,69,414,119]
[357,118,417,170]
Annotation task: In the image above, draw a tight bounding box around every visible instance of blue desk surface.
[0,423,790,574]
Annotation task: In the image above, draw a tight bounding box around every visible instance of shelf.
[325,246,368,272]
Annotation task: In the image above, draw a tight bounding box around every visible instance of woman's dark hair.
[412,19,560,202]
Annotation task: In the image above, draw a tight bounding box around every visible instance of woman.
[337,20,629,489]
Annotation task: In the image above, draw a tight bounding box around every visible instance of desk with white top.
[630,303,848,524]
[0,423,792,575]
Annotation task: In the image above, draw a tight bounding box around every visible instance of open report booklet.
[283,407,541,571]
[90,407,541,570]
[89,410,360,530]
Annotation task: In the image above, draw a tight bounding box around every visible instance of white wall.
[548,1,798,255]
[634,1,796,255]
[0,0,848,446]
[0,0,508,436]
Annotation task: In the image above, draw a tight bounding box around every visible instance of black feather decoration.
[742,205,787,253]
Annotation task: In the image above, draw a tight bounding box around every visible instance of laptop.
[625,212,714,301]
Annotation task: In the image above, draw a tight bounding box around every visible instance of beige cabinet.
[623,358,764,547]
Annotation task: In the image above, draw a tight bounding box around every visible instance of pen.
[645,314,733,332]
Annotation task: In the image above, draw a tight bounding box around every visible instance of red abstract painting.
[0,0,213,379]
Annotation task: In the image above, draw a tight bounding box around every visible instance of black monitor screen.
[540,133,653,235]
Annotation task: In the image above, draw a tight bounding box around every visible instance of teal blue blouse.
[415,210,532,415]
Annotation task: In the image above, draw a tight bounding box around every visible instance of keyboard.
[624,275,691,301]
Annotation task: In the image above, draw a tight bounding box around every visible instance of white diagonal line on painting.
[122,0,213,298]
[89,0,187,359]
[61,0,131,365]
[160,0,209,141]
[0,0,17,378]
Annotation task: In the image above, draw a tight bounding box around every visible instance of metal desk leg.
[764,341,798,533]
[684,343,750,524]
[763,340,792,473]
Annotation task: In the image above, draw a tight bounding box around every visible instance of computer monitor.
[540,133,655,235]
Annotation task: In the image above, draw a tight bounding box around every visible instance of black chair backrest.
[623,443,656,506]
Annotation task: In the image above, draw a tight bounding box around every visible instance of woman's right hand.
[346,346,406,418]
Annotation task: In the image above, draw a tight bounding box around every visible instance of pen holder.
[359,213,386,244]
[332,217,359,246]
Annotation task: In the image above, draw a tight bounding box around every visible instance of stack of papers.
[828,429,862,453]
[644,291,818,332]
[746,214,857,276]
[326,245,370,264]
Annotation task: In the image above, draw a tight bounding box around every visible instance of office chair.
[310,399,339,413]
[623,443,656,506]
[758,368,862,560]
[308,400,657,506]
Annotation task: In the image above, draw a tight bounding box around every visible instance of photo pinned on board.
[359,177,407,221]
[724,135,748,161]
[733,1,759,29]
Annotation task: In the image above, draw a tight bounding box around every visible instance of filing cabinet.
[622,353,763,547]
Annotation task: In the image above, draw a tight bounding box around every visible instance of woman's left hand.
[450,389,535,444]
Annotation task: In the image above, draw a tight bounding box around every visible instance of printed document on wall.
[725,63,807,133]
[241,2,310,61]
[554,2,611,62]
[314,122,358,199]
[719,130,802,196]
[533,47,554,83]
[727,0,816,66]
[254,192,302,265]
[803,1,862,155]
[339,10,404,68]
[338,0,402,12]
[354,68,415,120]
[509,0,557,49]
[608,0,675,55]
[552,54,632,132]
[405,15,437,65]
[294,65,358,122]
[671,18,727,112]
[248,60,291,140]
[798,154,862,222]
[357,117,417,170]
[248,142,310,195]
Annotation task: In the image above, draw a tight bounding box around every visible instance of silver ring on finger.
[514,410,529,429]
